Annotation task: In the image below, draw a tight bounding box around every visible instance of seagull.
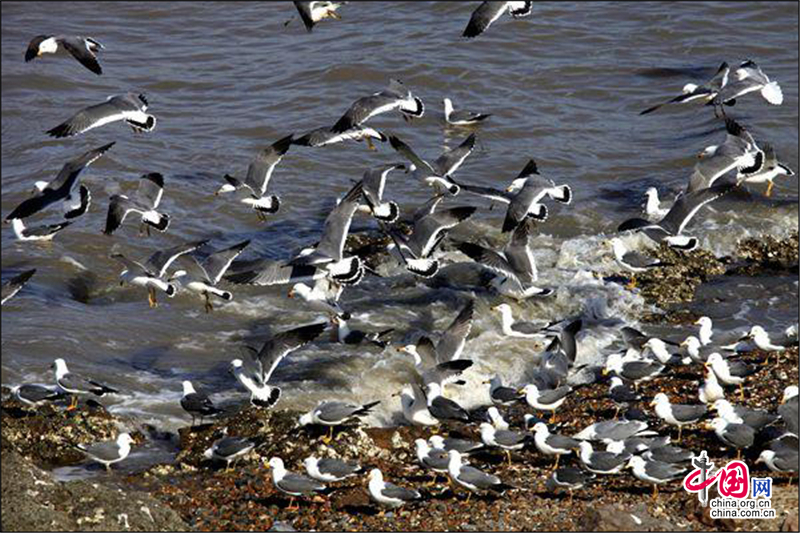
[713,60,783,107]
[9,219,72,242]
[642,338,682,365]
[389,133,476,195]
[266,457,329,510]
[112,239,207,308]
[52,358,117,410]
[626,456,687,499]
[288,277,349,319]
[203,433,256,468]
[607,238,668,273]
[359,163,405,223]
[462,1,533,39]
[486,406,511,430]
[368,468,421,509]
[396,384,439,427]
[479,422,530,465]
[698,369,725,405]
[520,384,571,420]
[331,79,424,134]
[532,422,580,470]
[617,183,735,251]
[711,399,778,431]
[303,456,362,482]
[651,393,707,442]
[603,352,664,387]
[639,61,729,115]
[495,160,572,233]
[458,220,552,299]
[289,181,363,272]
[46,93,155,138]
[292,1,345,32]
[399,300,474,365]
[778,385,798,436]
[642,188,670,220]
[546,467,595,503]
[76,433,134,471]
[608,376,641,416]
[330,316,393,348]
[414,438,451,478]
[25,35,104,75]
[485,375,525,406]
[104,173,170,235]
[756,449,799,478]
[229,322,326,408]
[641,444,694,464]
[386,205,477,277]
[574,420,652,442]
[680,336,707,364]
[298,400,379,443]
[180,380,222,426]
[706,417,755,459]
[447,450,512,502]
[739,143,795,197]
[216,135,294,221]
[428,435,485,456]
[740,325,788,365]
[443,98,491,126]
[5,142,113,221]
[398,340,474,388]
[687,118,761,193]
[293,125,387,150]
[577,441,630,475]
[705,352,758,399]
[170,240,250,312]
[9,384,62,407]
[1,269,36,305]
[426,382,470,423]
[490,304,546,339]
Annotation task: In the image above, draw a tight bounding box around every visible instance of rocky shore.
[2,231,798,532]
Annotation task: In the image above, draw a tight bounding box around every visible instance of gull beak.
[679,340,688,347]
[396,346,407,354]
[601,368,609,376]
[287,289,294,299]
[481,380,490,385]
[505,185,514,193]
[649,399,656,407]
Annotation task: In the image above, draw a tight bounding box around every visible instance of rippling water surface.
[2,2,798,428]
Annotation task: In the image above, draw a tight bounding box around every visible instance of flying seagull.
[463,2,533,39]
[331,79,424,133]
[443,98,491,126]
[25,35,104,75]
[687,118,761,193]
[288,277,350,319]
[104,173,170,235]
[713,60,783,107]
[171,239,250,312]
[47,93,156,138]
[112,239,207,308]
[1,269,36,305]
[291,2,345,32]
[640,62,729,115]
[5,142,113,221]
[359,163,405,223]
[293,125,387,150]
[229,322,326,408]
[216,135,294,220]
[389,133,476,195]
[617,183,735,251]
[10,219,72,242]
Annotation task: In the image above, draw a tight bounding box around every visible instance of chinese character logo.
[684,452,754,505]
[751,478,772,499]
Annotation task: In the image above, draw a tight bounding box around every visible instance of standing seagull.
[532,422,580,470]
[76,433,134,471]
[626,456,687,499]
[359,163,405,223]
[10,384,62,407]
[577,441,630,475]
[180,380,222,426]
[447,450,512,502]
[5,142,113,221]
[479,422,530,465]
[1,269,36,305]
[368,468,421,509]
[104,173,170,235]
[216,135,294,220]
[462,2,533,39]
[443,98,491,126]
[643,188,670,220]
[331,79,424,133]
[739,144,795,197]
[739,325,788,365]
[705,352,758,400]
[204,433,256,469]
[172,239,250,312]
[389,133,476,195]
[713,60,783,107]
[298,400,380,443]
[639,62,729,115]
[396,384,439,427]
[292,2,345,32]
[707,417,755,460]
[304,456,362,483]
[651,393,707,442]
[112,240,207,308]
[607,238,668,274]
[229,322,326,408]
[490,304,546,338]
[25,35,104,75]
[47,93,156,138]
[266,457,330,511]
[52,358,117,410]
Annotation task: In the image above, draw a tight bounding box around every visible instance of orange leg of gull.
[286,497,299,512]
[677,426,683,444]
[553,454,561,471]
[66,395,78,411]
[652,484,659,501]
[148,287,157,308]
[766,181,774,197]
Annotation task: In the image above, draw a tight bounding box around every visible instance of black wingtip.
[518,158,539,177]
[273,134,295,154]
[46,123,73,138]
[617,217,651,232]
[142,172,165,188]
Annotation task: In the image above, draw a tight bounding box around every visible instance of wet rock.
[783,510,799,532]
[578,503,676,531]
